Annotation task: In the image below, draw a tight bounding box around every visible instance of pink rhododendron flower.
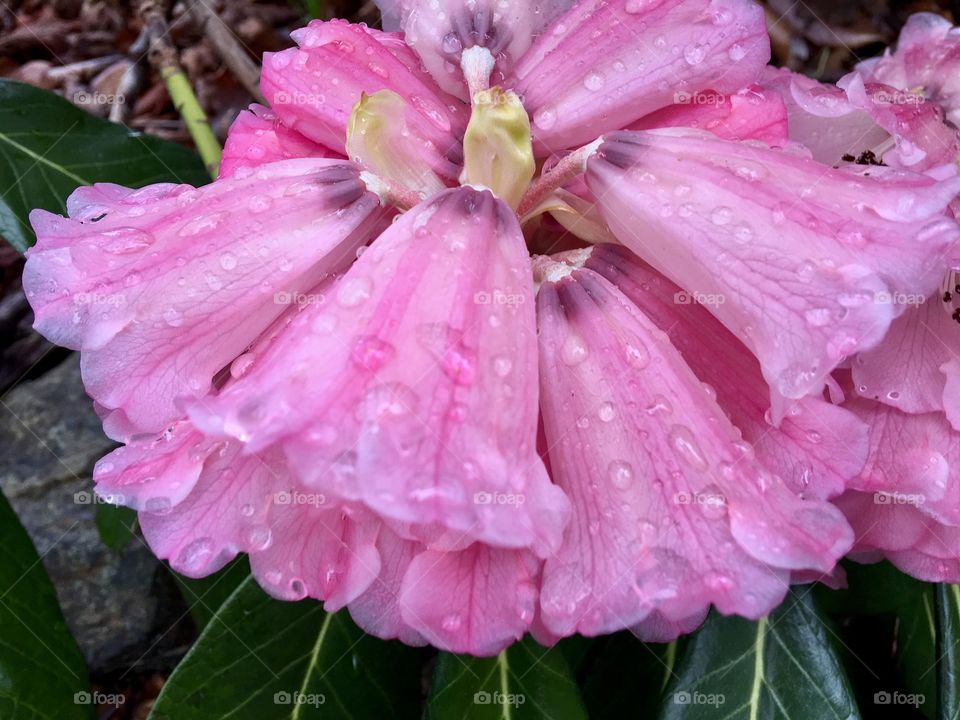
[857,12,960,127]
[20,0,960,656]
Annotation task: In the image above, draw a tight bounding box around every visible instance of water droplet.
[351,335,395,371]
[668,425,709,471]
[683,44,706,65]
[562,334,588,365]
[533,106,557,130]
[804,307,831,327]
[289,578,308,599]
[248,525,273,551]
[177,537,214,571]
[337,277,372,307]
[710,206,733,225]
[162,306,183,327]
[441,614,462,631]
[608,460,634,489]
[219,252,238,271]
[583,71,605,91]
[645,395,672,415]
[728,43,747,61]
[491,355,513,377]
[598,402,616,422]
[248,194,273,213]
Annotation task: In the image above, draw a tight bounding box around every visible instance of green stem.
[160,66,221,178]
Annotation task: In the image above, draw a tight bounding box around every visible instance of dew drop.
[337,277,373,307]
[608,460,634,489]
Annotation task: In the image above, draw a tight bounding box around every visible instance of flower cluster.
[22,1,960,655]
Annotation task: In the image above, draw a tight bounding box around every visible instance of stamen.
[461,46,496,100]
[518,138,604,218]
[359,171,421,211]
[532,249,594,291]
[941,270,960,324]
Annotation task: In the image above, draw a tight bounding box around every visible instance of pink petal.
[94,420,209,512]
[843,396,960,526]
[762,66,960,172]
[839,73,960,172]
[190,187,569,556]
[248,503,381,609]
[535,263,852,637]
[137,440,281,578]
[630,84,789,146]
[853,295,960,419]
[837,491,960,582]
[584,243,868,499]
[510,0,769,154]
[347,526,427,645]
[586,130,960,401]
[219,104,341,179]
[23,160,382,436]
[398,543,540,656]
[376,0,574,99]
[260,19,466,180]
[760,66,890,166]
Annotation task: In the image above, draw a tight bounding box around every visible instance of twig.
[136,0,222,178]
[111,28,150,124]
[188,0,265,102]
[47,55,124,81]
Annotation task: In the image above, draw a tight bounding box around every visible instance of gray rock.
[0,355,191,675]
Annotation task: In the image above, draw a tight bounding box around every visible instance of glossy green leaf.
[0,488,93,720]
[94,502,137,552]
[580,633,680,719]
[149,576,422,719]
[937,585,960,720]
[0,80,209,252]
[818,561,936,717]
[658,589,861,720]
[173,557,251,630]
[426,636,588,720]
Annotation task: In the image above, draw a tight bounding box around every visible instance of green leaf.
[149,576,423,719]
[0,80,209,252]
[94,502,138,552]
[818,562,936,717]
[580,633,680,719]
[172,557,251,630]
[658,589,861,720]
[0,488,93,720]
[426,636,588,720]
[937,585,960,720]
